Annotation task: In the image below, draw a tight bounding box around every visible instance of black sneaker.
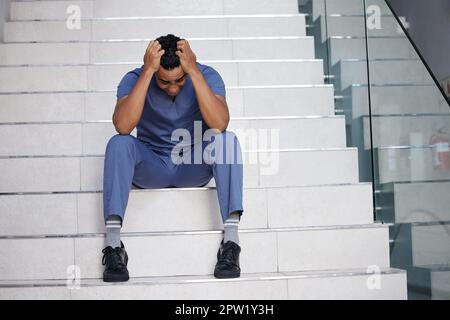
[214,240,241,279]
[102,241,129,282]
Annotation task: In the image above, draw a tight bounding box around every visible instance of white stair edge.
[0,58,324,68]
[0,147,359,160]
[0,115,346,125]
[7,13,308,22]
[2,35,315,44]
[0,181,371,195]
[0,84,334,95]
[0,222,389,240]
[0,268,406,288]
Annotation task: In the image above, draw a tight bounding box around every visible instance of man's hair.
[156,34,183,70]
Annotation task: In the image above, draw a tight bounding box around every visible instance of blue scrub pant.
[103,130,244,224]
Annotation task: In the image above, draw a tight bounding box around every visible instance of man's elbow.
[113,121,133,135]
[116,127,133,135]
[220,113,230,132]
[220,123,228,133]
[213,118,229,133]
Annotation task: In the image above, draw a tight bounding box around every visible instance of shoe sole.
[214,271,241,279]
[103,272,130,283]
[103,277,130,283]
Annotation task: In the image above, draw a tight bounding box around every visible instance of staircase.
[0,0,407,299]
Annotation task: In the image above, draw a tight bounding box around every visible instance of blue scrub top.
[116,62,226,152]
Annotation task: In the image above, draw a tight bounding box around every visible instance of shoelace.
[102,247,125,270]
[218,244,237,266]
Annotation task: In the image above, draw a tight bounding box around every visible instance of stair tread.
[0,36,313,44]
[8,13,308,21]
[0,268,405,288]
[415,264,450,271]
[0,181,371,193]
[0,223,388,240]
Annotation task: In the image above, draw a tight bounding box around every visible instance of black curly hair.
[155,34,184,70]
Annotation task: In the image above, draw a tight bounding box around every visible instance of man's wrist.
[142,67,155,79]
[188,65,202,79]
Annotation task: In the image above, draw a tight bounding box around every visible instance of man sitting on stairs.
[101,34,244,282]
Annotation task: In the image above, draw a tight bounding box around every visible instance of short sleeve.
[202,66,226,98]
[116,68,141,99]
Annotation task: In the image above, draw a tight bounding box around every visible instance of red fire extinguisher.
[430,126,450,171]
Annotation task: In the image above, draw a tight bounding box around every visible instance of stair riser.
[314,0,391,16]
[329,37,413,65]
[0,87,335,122]
[350,85,449,118]
[4,16,306,42]
[0,272,407,300]
[10,0,300,20]
[0,61,324,93]
[0,184,374,236]
[335,60,431,89]
[412,224,450,267]
[323,16,402,40]
[375,148,450,184]
[431,270,450,300]
[0,38,315,65]
[0,149,359,193]
[0,226,390,280]
[362,115,450,150]
[0,118,347,156]
[392,181,450,224]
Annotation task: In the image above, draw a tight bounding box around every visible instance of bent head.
[155,34,187,97]
[155,66,187,97]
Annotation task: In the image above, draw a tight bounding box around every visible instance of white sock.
[105,215,122,248]
[223,212,241,245]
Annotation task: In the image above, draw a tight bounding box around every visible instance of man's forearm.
[189,68,229,132]
[113,68,154,134]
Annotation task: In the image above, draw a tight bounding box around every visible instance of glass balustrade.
[302,0,450,299]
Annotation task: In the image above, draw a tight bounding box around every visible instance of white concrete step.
[410,222,450,267]
[0,148,360,193]
[349,84,449,118]
[333,59,432,90]
[384,181,450,224]
[0,183,374,236]
[0,60,324,93]
[420,265,450,300]
[0,116,347,156]
[4,15,307,42]
[375,147,450,184]
[321,15,403,40]
[307,0,391,22]
[391,223,450,298]
[0,37,316,65]
[314,0,391,16]
[0,268,407,300]
[361,114,450,150]
[328,36,414,66]
[10,0,300,20]
[0,224,390,280]
[0,85,335,121]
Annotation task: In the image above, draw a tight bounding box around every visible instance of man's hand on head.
[175,40,199,75]
[143,40,165,73]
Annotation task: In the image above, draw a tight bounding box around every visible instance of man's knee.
[106,134,136,153]
[214,130,240,145]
